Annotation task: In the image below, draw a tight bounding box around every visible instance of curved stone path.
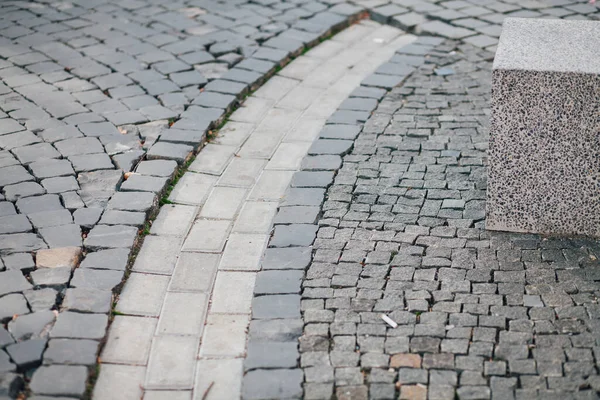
[96,20,417,400]
[0,0,599,398]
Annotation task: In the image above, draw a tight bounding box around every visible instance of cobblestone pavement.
[292,38,600,399]
[0,0,599,398]
[95,21,416,400]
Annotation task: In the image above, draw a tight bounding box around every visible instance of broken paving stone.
[8,311,55,341]
[29,365,87,397]
[79,248,129,270]
[35,247,82,269]
[5,339,47,370]
[23,289,58,312]
[0,270,33,296]
[50,311,108,340]
[43,339,99,365]
[84,225,137,250]
[70,268,124,291]
[0,293,29,321]
[113,150,145,172]
[0,202,16,217]
[0,349,15,373]
[62,288,112,313]
[72,208,103,228]
[30,266,72,288]
[60,191,85,210]
[0,372,23,398]
[0,327,15,348]
[78,170,123,193]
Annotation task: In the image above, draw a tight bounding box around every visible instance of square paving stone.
[99,210,146,227]
[147,142,193,164]
[12,143,61,164]
[0,294,29,321]
[262,247,312,270]
[50,311,108,340]
[254,270,303,295]
[245,341,299,371]
[242,369,303,400]
[79,248,130,270]
[43,339,99,365]
[30,266,72,287]
[0,214,32,234]
[84,225,137,250]
[5,339,47,370]
[269,224,318,247]
[0,165,34,187]
[3,182,46,202]
[41,176,79,194]
[70,268,124,291]
[62,288,112,313]
[16,194,63,215]
[30,365,87,397]
[69,153,114,172]
[0,270,33,296]
[135,160,178,177]
[54,137,104,156]
[107,191,156,213]
[39,224,82,248]
[0,233,47,254]
[28,210,73,229]
[252,294,301,319]
[274,206,320,224]
[29,159,75,179]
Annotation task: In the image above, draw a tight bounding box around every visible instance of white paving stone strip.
[96,20,416,400]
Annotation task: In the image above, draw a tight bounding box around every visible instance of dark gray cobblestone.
[287,37,600,400]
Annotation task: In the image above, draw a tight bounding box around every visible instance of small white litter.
[381,314,398,328]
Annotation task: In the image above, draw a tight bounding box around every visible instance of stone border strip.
[94,21,417,400]
[241,35,444,399]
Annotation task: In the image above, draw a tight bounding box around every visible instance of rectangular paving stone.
[115,273,170,317]
[182,219,231,252]
[80,248,130,271]
[200,314,250,358]
[101,315,157,365]
[219,233,269,271]
[132,236,182,275]
[145,335,198,390]
[157,292,208,336]
[262,247,312,270]
[210,271,256,314]
[188,144,236,175]
[195,358,243,400]
[198,187,247,220]
[50,312,108,340]
[93,364,145,400]
[168,173,217,205]
[169,252,219,293]
[150,204,197,237]
[232,201,278,234]
[247,170,294,201]
[269,224,318,247]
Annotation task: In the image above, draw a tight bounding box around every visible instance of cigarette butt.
[381,314,398,328]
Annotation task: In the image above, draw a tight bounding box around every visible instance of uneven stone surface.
[0,0,598,398]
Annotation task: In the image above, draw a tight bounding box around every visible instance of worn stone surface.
[35,247,82,269]
[487,18,600,237]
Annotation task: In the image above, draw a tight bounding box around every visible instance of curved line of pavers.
[241,35,444,399]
